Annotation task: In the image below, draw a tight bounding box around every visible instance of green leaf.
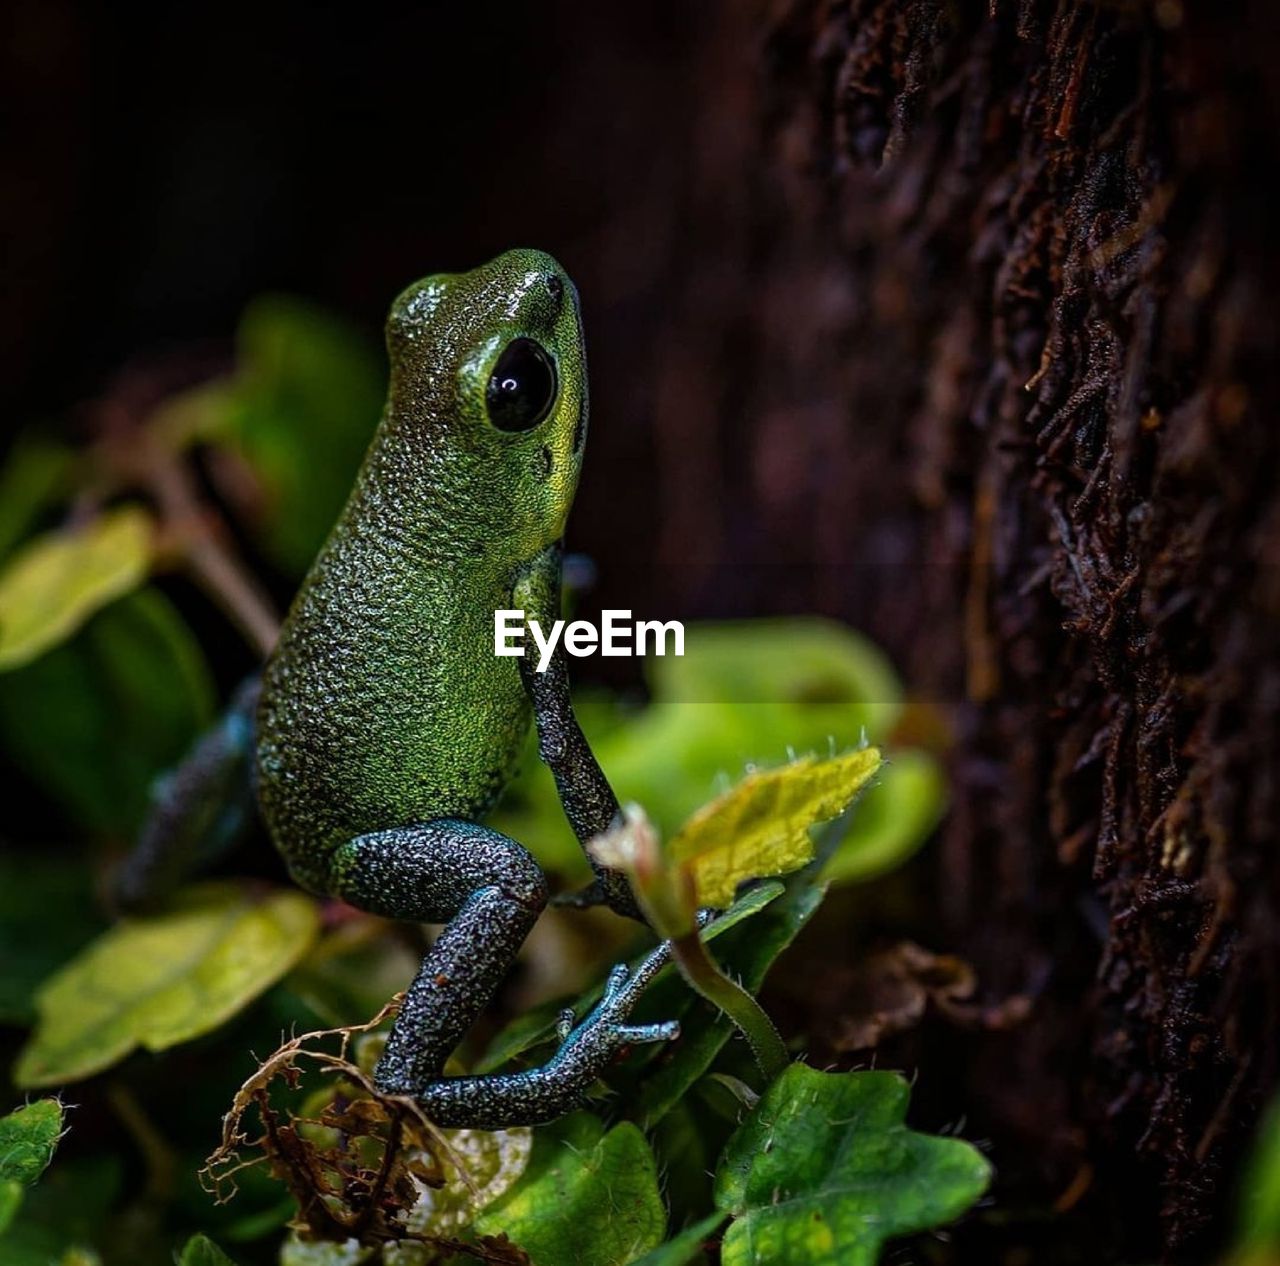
[0,437,73,562]
[14,882,320,1088]
[714,1066,991,1265]
[178,1234,239,1266]
[666,748,882,910]
[0,587,214,836]
[0,1099,64,1185]
[473,1114,666,1266]
[224,297,384,576]
[629,1213,727,1266]
[0,506,152,671]
[0,1099,64,1245]
[821,749,945,886]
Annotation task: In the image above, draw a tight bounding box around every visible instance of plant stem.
[145,450,280,657]
[670,927,788,1082]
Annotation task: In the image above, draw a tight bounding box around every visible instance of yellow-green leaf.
[14,883,319,1088]
[821,748,946,886]
[0,507,152,671]
[667,747,882,909]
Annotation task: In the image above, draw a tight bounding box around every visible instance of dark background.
[4,2,1280,1262]
[2,2,728,619]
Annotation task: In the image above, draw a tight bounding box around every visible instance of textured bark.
[601,1,1280,1259]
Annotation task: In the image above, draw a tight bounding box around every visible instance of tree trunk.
[585,1,1280,1259]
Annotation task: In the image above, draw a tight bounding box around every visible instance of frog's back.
[255,474,531,894]
[256,248,587,893]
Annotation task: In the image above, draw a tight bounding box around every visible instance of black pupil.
[486,338,557,432]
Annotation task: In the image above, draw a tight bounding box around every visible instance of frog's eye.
[486,338,558,432]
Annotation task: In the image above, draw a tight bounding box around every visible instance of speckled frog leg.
[414,931,686,1128]
[513,551,641,920]
[113,676,262,912]
[329,820,681,1128]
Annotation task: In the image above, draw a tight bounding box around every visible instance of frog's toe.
[555,1007,576,1042]
[603,963,630,999]
[614,1019,680,1046]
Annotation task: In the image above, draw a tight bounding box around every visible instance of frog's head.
[384,248,588,558]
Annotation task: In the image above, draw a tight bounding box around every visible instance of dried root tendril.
[199,996,497,1253]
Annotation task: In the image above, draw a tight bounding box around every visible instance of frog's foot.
[541,911,712,1062]
[552,934,683,1054]
[407,935,691,1130]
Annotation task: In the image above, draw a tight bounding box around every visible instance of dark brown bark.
[601,1,1280,1259]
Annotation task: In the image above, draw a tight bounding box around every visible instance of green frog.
[118,250,683,1128]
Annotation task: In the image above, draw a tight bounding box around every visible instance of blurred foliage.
[1228,1096,1280,1266]
[223,296,383,574]
[0,437,75,562]
[0,854,103,1025]
[0,294,971,1265]
[494,619,944,890]
[0,588,214,837]
[179,1236,240,1266]
[150,296,384,576]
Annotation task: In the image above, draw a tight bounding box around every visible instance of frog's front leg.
[329,819,679,1128]
[514,558,642,921]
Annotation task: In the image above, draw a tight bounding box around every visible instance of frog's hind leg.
[113,676,262,912]
[330,820,549,1097]
[330,820,682,1129]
